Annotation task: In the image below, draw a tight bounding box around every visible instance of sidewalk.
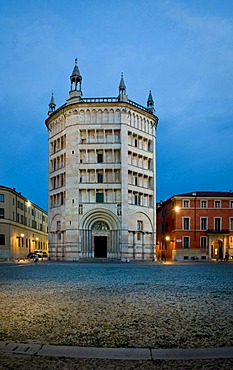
[0,341,232,361]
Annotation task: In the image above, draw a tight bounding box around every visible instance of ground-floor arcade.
[48,208,155,261]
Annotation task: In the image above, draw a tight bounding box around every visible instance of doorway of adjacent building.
[212,240,223,260]
[94,236,107,258]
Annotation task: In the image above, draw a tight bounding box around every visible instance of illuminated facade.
[0,185,48,260]
[156,191,233,261]
[45,59,159,261]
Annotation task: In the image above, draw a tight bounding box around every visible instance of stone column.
[208,236,212,259]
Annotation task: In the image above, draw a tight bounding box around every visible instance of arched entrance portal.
[92,221,108,258]
[211,239,223,260]
[80,209,120,259]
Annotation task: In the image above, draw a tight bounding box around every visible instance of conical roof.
[147,90,154,107]
[119,72,126,91]
[70,58,82,82]
[49,92,56,107]
[48,91,56,115]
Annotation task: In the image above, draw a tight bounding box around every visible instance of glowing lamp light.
[26,200,31,207]
[165,236,170,241]
[174,206,180,212]
[20,233,25,238]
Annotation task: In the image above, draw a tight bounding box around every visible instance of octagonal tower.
[45,59,159,261]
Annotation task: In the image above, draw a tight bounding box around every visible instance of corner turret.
[118,73,128,102]
[48,91,56,115]
[147,90,155,114]
[69,58,82,99]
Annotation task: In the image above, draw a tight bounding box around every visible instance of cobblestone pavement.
[0,261,232,369]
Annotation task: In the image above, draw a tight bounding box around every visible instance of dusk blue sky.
[0,0,233,211]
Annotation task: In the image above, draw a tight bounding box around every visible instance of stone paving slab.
[0,341,42,355]
[151,347,233,360]
[0,341,232,360]
[39,344,151,360]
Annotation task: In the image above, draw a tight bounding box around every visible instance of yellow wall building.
[0,185,48,260]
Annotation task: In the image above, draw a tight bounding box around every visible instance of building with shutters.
[45,59,159,261]
[0,185,48,260]
[156,191,233,261]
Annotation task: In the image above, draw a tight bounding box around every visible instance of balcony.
[206,229,229,235]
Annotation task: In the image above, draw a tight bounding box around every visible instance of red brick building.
[156,191,233,261]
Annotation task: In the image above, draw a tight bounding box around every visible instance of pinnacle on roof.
[70,58,82,94]
[70,58,82,80]
[49,91,56,107]
[48,91,56,115]
[147,90,154,108]
[147,90,155,114]
[119,72,126,93]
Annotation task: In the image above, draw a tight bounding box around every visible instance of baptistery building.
[45,59,159,261]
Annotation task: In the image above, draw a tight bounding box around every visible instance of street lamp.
[26,200,31,208]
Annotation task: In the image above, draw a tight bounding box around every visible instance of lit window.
[230,237,233,247]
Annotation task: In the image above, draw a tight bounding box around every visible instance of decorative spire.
[147,90,155,113]
[48,91,56,115]
[69,58,82,98]
[119,72,126,94]
[118,72,128,102]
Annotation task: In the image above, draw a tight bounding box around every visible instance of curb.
[0,341,233,360]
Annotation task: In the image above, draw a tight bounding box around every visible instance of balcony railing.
[46,97,156,119]
[206,229,230,234]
